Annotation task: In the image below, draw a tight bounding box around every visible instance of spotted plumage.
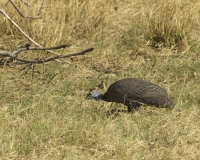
[89,78,174,112]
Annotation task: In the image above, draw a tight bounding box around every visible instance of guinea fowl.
[89,78,175,112]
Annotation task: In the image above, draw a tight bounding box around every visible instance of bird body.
[89,78,174,111]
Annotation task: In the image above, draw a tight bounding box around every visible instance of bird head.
[87,91,103,101]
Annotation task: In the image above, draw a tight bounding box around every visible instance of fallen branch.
[0,10,94,66]
[0,44,94,65]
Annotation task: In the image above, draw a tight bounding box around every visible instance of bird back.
[102,78,174,108]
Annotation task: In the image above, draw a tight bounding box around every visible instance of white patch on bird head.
[89,91,103,101]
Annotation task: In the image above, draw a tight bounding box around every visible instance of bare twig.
[13,48,94,63]
[9,0,42,19]
[23,44,70,50]
[13,44,71,56]
[38,0,45,13]
[0,44,70,56]
[0,9,62,56]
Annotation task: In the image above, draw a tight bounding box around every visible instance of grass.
[0,0,200,159]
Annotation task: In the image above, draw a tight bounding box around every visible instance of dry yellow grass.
[0,0,200,159]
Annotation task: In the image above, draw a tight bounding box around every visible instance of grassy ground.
[0,0,200,159]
